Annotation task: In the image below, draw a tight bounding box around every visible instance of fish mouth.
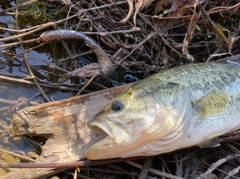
[87,119,114,139]
[86,118,131,160]
[87,118,128,144]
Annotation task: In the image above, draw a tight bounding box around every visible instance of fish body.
[86,63,240,160]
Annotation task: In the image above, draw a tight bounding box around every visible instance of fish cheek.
[141,106,176,141]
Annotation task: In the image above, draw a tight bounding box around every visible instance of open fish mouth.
[86,118,132,160]
[87,119,114,139]
[87,118,128,144]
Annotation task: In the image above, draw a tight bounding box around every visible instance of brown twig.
[76,74,98,95]
[120,32,157,64]
[0,148,35,162]
[138,157,153,179]
[223,165,240,179]
[208,2,240,14]
[0,1,127,45]
[126,161,184,179]
[0,157,142,168]
[197,154,240,179]
[0,0,38,15]
[118,0,133,23]
[0,74,79,91]
[16,9,50,102]
[182,0,200,61]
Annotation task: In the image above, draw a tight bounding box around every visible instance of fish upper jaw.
[87,117,129,144]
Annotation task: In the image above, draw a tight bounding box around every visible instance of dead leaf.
[139,0,156,10]
[213,23,230,44]
[154,0,172,15]
[169,0,187,12]
[154,0,205,16]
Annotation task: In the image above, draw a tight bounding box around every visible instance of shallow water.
[0,0,74,162]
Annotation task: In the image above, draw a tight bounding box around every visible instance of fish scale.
[86,63,240,160]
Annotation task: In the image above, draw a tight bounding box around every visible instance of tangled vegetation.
[0,0,240,178]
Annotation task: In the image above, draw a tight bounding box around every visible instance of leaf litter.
[0,0,240,178]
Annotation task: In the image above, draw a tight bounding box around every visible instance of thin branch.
[76,74,98,95]
[0,74,79,91]
[197,154,240,179]
[0,148,35,162]
[0,157,142,168]
[16,9,50,102]
[126,161,184,179]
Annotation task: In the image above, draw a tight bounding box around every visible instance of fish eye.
[111,100,124,112]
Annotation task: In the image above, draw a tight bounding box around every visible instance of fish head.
[86,80,190,159]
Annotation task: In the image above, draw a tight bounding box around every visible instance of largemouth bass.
[86,63,240,160]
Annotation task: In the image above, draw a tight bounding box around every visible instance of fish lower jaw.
[86,137,114,160]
